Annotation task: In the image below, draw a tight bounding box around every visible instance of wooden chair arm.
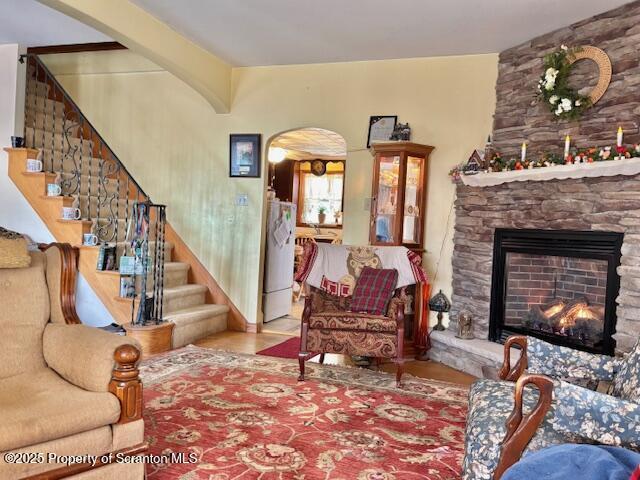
[109,344,143,424]
[39,242,81,324]
[494,374,554,480]
[499,335,528,381]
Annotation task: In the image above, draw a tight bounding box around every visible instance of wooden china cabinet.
[369,142,433,358]
[369,142,433,253]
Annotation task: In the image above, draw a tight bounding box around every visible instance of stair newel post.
[157,205,166,323]
[135,202,151,326]
[151,205,160,322]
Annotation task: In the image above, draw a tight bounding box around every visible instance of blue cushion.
[503,444,640,480]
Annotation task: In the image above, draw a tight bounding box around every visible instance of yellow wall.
[43,50,498,327]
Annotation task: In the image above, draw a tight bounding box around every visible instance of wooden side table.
[124,322,174,358]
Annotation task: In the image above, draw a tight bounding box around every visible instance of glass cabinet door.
[402,156,424,244]
[374,155,400,244]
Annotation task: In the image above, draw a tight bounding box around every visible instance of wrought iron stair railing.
[23,53,166,324]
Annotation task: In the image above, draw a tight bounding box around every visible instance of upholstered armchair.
[0,243,146,479]
[463,335,640,480]
[298,286,406,386]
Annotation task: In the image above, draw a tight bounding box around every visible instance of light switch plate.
[363,197,371,211]
[236,194,248,206]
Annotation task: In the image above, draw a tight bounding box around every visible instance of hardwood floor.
[194,330,477,387]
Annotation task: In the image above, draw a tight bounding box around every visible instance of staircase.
[6,54,229,349]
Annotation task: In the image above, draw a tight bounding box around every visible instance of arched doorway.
[262,127,346,333]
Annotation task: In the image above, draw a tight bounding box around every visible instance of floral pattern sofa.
[463,336,640,480]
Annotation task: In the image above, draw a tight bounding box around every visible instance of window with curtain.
[300,172,343,225]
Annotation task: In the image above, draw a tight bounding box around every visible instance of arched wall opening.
[259,127,347,332]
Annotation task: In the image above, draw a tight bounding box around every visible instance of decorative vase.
[318,213,326,224]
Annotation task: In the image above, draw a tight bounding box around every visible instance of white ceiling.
[131,0,631,67]
[271,128,347,161]
[0,0,109,47]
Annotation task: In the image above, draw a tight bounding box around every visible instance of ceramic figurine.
[456,311,475,339]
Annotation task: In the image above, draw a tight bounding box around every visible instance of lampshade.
[429,290,451,313]
[268,147,286,163]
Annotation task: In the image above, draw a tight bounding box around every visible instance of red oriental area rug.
[140,345,469,480]
[256,336,301,359]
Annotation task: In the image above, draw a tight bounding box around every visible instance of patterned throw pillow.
[349,267,398,315]
[320,275,351,298]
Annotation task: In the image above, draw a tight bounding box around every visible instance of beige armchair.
[0,243,146,479]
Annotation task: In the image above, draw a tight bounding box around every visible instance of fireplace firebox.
[489,229,622,355]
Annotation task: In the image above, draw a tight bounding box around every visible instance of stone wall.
[451,174,640,353]
[493,1,640,159]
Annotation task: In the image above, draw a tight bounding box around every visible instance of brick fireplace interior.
[489,229,622,355]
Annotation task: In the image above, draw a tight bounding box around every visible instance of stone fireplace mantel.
[462,158,640,188]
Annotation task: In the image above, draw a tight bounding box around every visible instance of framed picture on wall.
[230,134,262,178]
[367,115,397,148]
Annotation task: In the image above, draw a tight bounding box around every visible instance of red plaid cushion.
[350,267,398,315]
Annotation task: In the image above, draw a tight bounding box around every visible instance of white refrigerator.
[263,200,296,322]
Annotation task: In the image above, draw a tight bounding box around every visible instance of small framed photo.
[230,134,262,178]
[367,115,397,148]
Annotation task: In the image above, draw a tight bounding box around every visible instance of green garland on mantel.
[449,144,640,180]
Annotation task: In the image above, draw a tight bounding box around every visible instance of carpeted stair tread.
[164,262,190,271]
[162,284,208,313]
[163,284,207,297]
[165,304,229,349]
[165,304,229,322]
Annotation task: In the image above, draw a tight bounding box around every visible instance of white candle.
[564,135,571,159]
[521,142,527,162]
[617,126,623,148]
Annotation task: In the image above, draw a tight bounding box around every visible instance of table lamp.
[429,290,451,331]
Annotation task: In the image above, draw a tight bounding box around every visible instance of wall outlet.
[236,194,248,206]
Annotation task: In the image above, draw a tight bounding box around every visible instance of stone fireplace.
[427,1,640,376]
[429,174,640,377]
[488,228,622,356]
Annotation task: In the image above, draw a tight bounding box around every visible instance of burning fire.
[529,300,600,333]
[524,297,604,345]
[543,302,565,318]
[532,299,600,331]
